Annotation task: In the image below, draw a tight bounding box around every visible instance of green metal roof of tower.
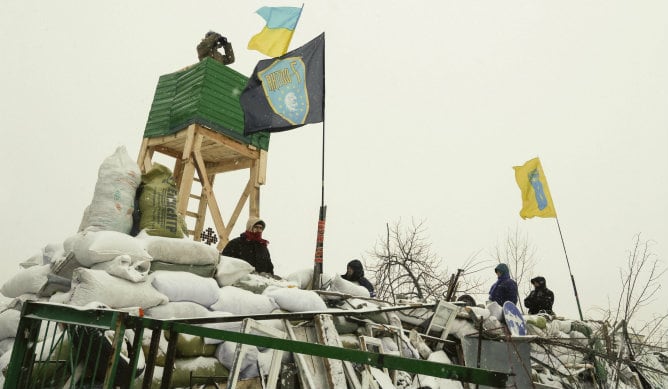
[143,57,270,150]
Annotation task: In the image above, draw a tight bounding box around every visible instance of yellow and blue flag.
[248,6,303,57]
[513,157,557,219]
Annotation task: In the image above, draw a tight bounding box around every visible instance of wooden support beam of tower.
[136,123,267,247]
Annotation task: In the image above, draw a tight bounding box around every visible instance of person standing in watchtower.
[197,31,235,65]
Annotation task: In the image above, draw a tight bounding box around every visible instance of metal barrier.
[4,302,509,388]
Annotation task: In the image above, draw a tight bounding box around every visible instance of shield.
[258,56,309,125]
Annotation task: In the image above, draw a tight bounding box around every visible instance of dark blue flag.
[241,33,324,135]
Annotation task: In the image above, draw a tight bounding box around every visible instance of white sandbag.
[136,230,219,266]
[285,268,313,289]
[412,351,464,389]
[466,306,491,321]
[68,268,167,309]
[215,341,259,379]
[0,338,14,356]
[0,310,20,340]
[91,254,150,283]
[449,318,478,339]
[233,273,298,294]
[215,256,254,286]
[145,301,211,320]
[486,301,503,321]
[211,286,278,315]
[1,264,51,298]
[556,319,572,333]
[80,146,141,234]
[151,271,219,307]
[19,251,43,269]
[262,286,327,312]
[329,274,371,297]
[72,230,151,267]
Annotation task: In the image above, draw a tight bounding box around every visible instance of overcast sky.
[1,1,666,326]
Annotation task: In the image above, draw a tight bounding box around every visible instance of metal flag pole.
[555,217,584,320]
[311,38,326,290]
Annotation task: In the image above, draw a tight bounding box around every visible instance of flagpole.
[311,33,326,290]
[555,217,584,320]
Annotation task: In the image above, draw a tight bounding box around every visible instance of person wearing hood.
[221,217,273,274]
[488,263,518,306]
[524,276,555,315]
[342,259,376,297]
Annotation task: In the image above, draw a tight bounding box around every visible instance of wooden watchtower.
[137,58,270,250]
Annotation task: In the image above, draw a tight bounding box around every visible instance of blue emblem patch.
[259,57,309,125]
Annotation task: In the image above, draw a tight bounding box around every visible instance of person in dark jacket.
[342,259,376,297]
[488,263,518,306]
[221,217,273,274]
[197,31,235,65]
[524,276,555,314]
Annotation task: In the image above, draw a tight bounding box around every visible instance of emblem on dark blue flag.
[258,57,309,125]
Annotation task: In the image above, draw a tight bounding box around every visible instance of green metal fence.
[4,302,509,388]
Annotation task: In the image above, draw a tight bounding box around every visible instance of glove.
[218,36,228,46]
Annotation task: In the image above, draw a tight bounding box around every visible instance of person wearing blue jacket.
[488,263,518,306]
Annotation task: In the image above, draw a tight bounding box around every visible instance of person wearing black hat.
[524,276,555,315]
[221,216,273,274]
[488,263,518,306]
[342,259,376,297]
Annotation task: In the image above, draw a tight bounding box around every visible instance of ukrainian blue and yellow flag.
[248,6,303,57]
[513,157,557,219]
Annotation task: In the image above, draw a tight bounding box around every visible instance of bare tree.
[365,219,486,304]
[600,234,668,387]
[491,225,538,302]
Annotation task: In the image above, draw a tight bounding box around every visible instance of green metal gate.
[4,302,509,388]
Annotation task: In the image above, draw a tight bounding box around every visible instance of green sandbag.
[134,357,229,389]
[149,260,217,278]
[138,163,187,238]
[164,331,217,357]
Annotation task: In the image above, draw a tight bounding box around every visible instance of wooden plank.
[196,125,260,160]
[315,315,360,389]
[193,149,227,247]
[249,161,260,218]
[220,178,253,247]
[176,155,196,227]
[258,150,268,185]
[181,124,196,160]
[206,159,253,174]
[152,145,181,159]
[192,174,214,241]
[145,128,189,147]
[284,322,328,389]
[137,138,149,170]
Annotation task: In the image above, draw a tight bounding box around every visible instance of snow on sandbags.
[0,310,20,341]
[233,273,298,294]
[0,264,51,298]
[262,285,327,312]
[486,301,503,321]
[79,146,141,234]
[72,230,151,267]
[145,301,212,320]
[91,254,150,283]
[211,286,278,315]
[411,350,465,389]
[19,243,64,269]
[136,230,218,266]
[285,268,313,289]
[215,256,255,286]
[68,268,167,309]
[151,271,219,307]
[329,274,371,297]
